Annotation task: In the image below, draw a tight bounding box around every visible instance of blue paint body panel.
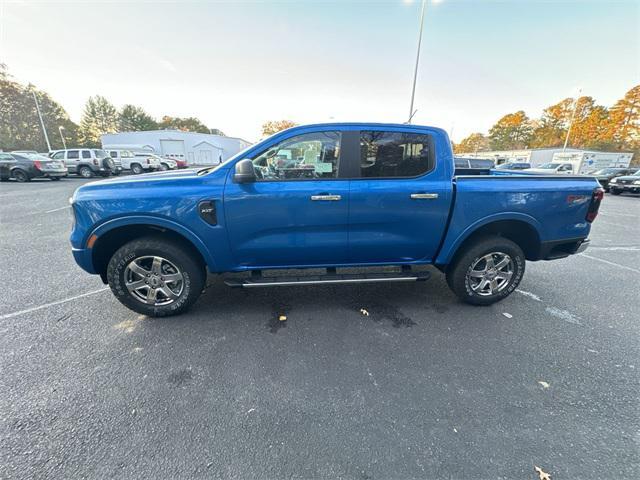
[69,123,600,275]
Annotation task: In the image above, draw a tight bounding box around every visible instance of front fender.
[435,212,543,265]
[89,215,218,272]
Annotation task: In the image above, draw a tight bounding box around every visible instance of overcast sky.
[1,0,638,142]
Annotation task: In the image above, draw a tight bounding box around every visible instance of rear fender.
[436,212,542,265]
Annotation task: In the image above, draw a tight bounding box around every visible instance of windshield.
[537,163,561,169]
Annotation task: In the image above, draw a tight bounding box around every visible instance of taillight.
[586,187,604,223]
[146,159,150,164]
[33,160,42,170]
[93,159,98,166]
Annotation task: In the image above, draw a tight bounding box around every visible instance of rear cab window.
[359,131,434,178]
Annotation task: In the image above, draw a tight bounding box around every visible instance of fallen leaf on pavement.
[534,465,551,480]
[360,309,370,316]
[278,315,287,322]
[538,381,550,389]
[502,312,513,318]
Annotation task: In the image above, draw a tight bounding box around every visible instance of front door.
[223,130,351,268]
[348,129,452,264]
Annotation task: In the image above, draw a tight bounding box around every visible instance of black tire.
[0,177,8,182]
[106,236,206,317]
[50,177,61,181]
[131,163,143,174]
[79,166,93,178]
[13,170,30,182]
[610,189,622,195]
[160,163,169,171]
[446,236,525,306]
[103,157,116,170]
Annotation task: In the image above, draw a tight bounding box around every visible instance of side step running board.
[224,271,430,288]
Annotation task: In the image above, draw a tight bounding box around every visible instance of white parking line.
[579,253,640,274]
[44,206,71,214]
[0,288,109,320]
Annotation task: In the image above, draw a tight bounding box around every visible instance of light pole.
[408,0,427,123]
[407,0,443,123]
[32,91,51,151]
[563,87,582,152]
[58,126,67,149]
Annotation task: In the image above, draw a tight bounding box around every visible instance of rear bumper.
[538,238,589,260]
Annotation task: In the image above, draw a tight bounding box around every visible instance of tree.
[488,111,533,150]
[261,120,297,137]
[454,133,489,154]
[606,85,640,149]
[118,104,158,132]
[78,95,118,147]
[158,116,211,133]
[0,65,78,151]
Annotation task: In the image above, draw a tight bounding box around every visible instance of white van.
[105,149,160,174]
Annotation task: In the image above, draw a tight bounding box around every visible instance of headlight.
[610,178,617,183]
[633,180,640,185]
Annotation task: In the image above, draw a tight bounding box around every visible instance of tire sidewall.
[79,167,93,178]
[449,237,525,305]
[107,239,203,316]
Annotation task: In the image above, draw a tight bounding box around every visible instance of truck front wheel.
[106,236,206,317]
[446,236,525,306]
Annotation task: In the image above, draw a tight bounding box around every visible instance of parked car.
[127,152,162,174]
[527,162,575,174]
[589,167,637,191]
[104,149,137,174]
[50,149,120,178]
[608,170,640,195]
[454,157,495,169]
[496,162,531,170]
[170,157,188,169]
[144,154,177,171]
[0,152,67,182]
[70,123,603,317]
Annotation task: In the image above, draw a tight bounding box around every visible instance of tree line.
[0,65,224,151]
[454,85,640,162]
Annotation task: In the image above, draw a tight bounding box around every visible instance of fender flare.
[436,212,543,265]
[89,215,218,272]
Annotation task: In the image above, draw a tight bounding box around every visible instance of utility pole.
[563,88,582,152]
[408,0,427,123]
[32,91,51,151]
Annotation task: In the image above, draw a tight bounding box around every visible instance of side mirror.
[234,159,256,183]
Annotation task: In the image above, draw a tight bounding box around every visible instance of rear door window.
[67,150,79,159]
[360,131,434,178]
[82,150,92,159]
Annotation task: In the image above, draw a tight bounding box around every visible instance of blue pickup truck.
[70,123,603,317]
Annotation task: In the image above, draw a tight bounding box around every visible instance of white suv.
[105,149,161,174]
[50,149,121,178]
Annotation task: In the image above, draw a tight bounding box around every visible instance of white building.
[466,147,634,169]
[101,130,253,166]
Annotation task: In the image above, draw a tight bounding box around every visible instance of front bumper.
[609,184,640,193]
[72,247,97,274]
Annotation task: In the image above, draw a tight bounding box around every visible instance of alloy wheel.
[124,255,184,305]
[466,252,514,296]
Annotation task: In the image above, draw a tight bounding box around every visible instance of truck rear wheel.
[106,236,206,317]
[446,236,525,306]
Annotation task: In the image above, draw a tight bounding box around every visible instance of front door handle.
[311,194,342,201]
[410,193,439,200]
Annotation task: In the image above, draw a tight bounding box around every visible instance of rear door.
[347,129,452,264]
[223,129,355,268]
[66,150,80,172]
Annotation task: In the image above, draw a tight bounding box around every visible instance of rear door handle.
[311,194,342,201]
[410,193,439,200]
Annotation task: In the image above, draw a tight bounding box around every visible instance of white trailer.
[551,151,633,175]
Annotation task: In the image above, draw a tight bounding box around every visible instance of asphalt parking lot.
[1,177,638,479]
